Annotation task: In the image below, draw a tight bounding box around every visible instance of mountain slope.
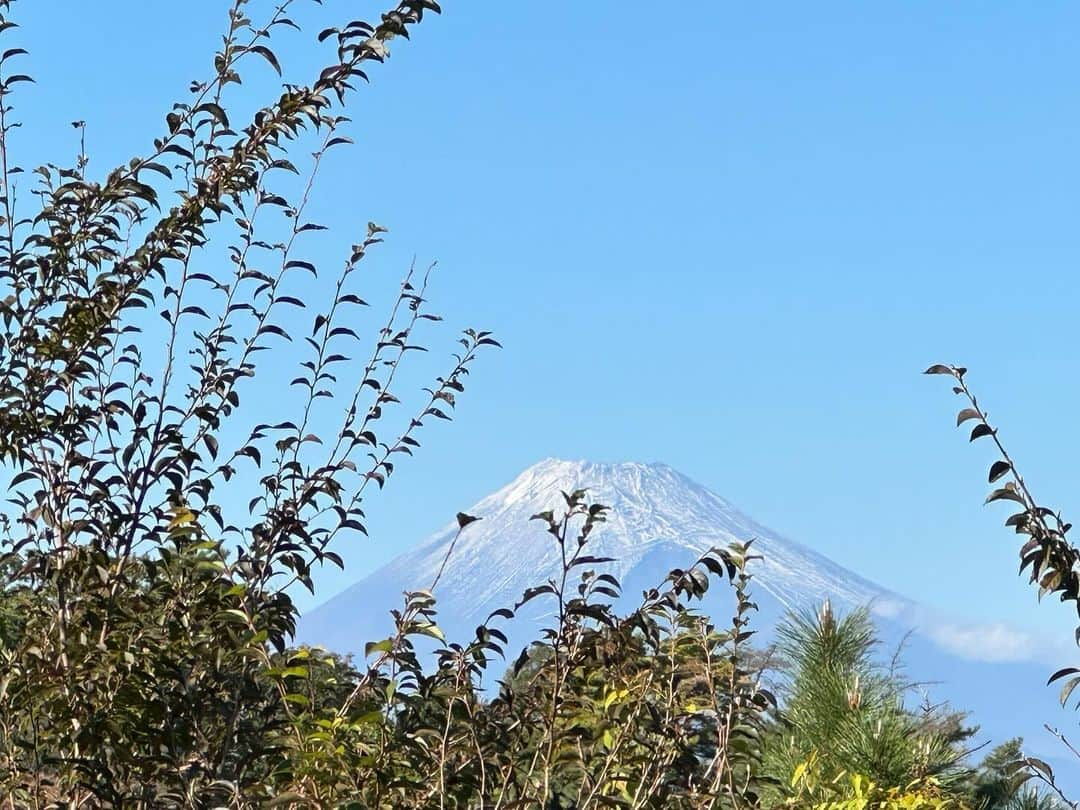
[298,458,1078,784]
[303,459,910,647]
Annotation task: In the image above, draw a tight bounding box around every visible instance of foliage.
[275,490,777,807]
[927,364,1080,807]
[0,2,780,804]
[964,740,1064,810]
[762,601,974,807]
[0,0,495,804]
[787,764,959,810]
[0,0,1046,805]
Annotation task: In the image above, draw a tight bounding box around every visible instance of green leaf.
[167,510,195,529]
[217,609,250,625]
[365,639,393,657]
[414,622,445,642]
[791,760,809,788]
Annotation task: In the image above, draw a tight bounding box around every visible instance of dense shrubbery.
[0,0,773,802]
[0,0,1071,805]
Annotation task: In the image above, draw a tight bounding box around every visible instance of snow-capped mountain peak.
[301,458,908,650]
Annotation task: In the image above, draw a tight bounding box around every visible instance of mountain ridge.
[304,458,912,648]
[297,458,1077,780]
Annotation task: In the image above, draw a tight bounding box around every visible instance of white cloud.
[864,598,1068,664]
[926,621,1041,663]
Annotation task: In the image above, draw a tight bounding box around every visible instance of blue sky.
[9,2,1080,641]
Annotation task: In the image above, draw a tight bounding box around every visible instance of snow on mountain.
[298,458,1079,782]
[302,459,910,647]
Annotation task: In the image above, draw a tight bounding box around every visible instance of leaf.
[988,460,1011,483]
[512,646,531,675]
[970,423,994,442]
[365,639,393,657]
[456,512,481,528]
[415,623,445,642]
[248,44,282,75]
[258,324,292,341]
[924,364,954,376]
[218,609,250,625]
[1047,667,1080,684]
[956,408,980,426]
[285,259,316,274]
[270,159,299,174]
[195,102,229,128]
[516,585,555,609]
[9,470,36,487]
[167,510,195,529]
[791,760,809,788]
[1061,677,1080,708]
[140,161,172,179]
[986,485,1024,506]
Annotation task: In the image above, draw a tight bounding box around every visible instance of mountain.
[299,458,1080,786]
